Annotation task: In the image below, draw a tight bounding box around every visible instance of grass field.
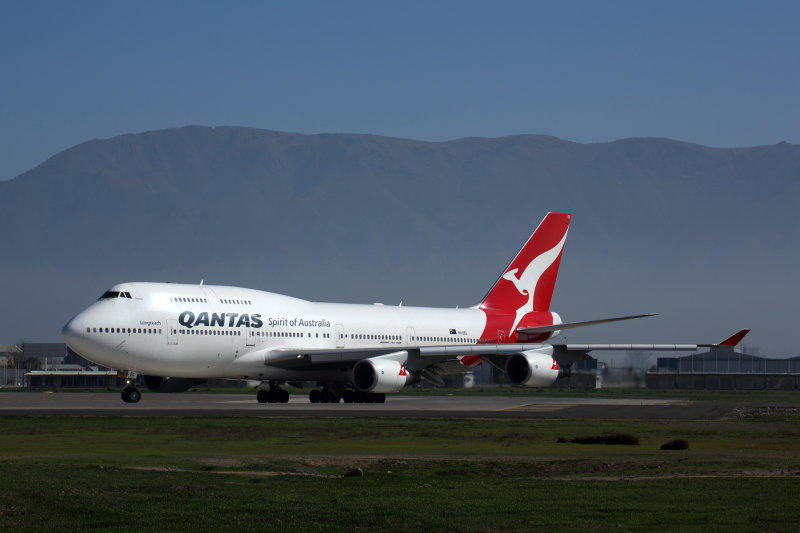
[1,402,799,532]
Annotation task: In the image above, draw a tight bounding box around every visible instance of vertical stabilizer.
[479,213,570,333]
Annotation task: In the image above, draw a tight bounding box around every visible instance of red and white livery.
[61,212,747,403]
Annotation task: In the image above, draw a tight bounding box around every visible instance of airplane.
[61,212,748,403]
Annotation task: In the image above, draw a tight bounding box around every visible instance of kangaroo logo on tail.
[502,230,568,333]
[478,212,571,338]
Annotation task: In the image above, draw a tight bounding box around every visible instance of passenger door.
[246,329,256,346]
[335,324,345,348]
[167,319,178,345]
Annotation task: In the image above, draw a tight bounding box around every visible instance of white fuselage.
[62,282,491,380]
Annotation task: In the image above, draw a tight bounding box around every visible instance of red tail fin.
[718,329,750,347]
[480,212,571,314]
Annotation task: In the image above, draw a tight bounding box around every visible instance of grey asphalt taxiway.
[0,392,736,419]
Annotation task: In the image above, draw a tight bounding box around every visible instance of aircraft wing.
[258,339,707,371]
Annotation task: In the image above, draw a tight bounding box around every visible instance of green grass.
[0,413,799,531]
[1,463,797,532]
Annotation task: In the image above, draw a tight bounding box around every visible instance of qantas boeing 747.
[61,212,748,403]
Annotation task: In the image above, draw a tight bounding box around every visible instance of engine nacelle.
[505,350,561,387]
[352,358,414,393]
[141,375,207,393]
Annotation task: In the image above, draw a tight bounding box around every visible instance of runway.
[0,392,737,419]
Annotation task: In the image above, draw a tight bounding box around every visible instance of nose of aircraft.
[61,315,85,348]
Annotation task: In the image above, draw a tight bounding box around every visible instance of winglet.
[718,329,750,347]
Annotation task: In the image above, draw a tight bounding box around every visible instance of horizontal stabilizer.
[517,314,657,335]
[699,328,751,347]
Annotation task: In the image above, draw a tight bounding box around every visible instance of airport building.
[646,346,800,390]
[0,344,24,386]
[0,342,122,388]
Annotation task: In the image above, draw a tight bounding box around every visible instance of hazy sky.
[1,0,798,180]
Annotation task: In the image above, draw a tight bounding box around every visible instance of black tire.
[121,387,140,403]
[279,389,290,403]
[256,389,269,403]
[309,389,321,403]
[375,393,386,404]
[343,389,355,403]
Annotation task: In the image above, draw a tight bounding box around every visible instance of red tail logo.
[479,213,571,341]
[399,365,407,376]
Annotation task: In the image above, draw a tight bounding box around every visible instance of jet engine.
[352,358,414,393]
[505,350,563,387]
[141,375,207,393]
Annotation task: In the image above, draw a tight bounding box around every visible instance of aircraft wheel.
[343,390,355,403]
[279,389,290,403]
[256,389,269,403]
[375,393,386,404]
[121,387,141,403]
[309,389,321,403]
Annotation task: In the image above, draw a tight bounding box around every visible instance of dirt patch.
[124,465,336,478]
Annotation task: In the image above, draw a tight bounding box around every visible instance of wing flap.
[565,343,698,351]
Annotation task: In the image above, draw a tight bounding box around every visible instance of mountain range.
[1,126,797,355]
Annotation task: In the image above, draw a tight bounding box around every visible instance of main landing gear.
[255,382,387,404]
[308,387,386,404]
[256,382,290,403]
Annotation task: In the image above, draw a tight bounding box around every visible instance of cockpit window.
[99,291,133,300]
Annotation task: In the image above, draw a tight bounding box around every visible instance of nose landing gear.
[121,386,141,403]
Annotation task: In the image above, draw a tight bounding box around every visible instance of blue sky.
[1,0,798,180]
